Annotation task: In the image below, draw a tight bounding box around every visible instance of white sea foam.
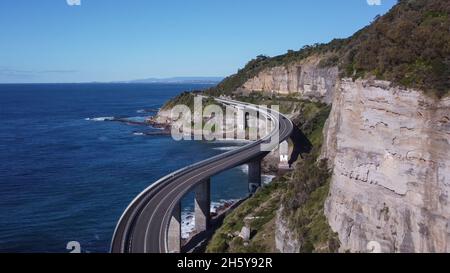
[237,165,275,184]
[181,211,195,239]
[85,117,114,122]
[262,175,276,185]
[124,116,148,123]
[237,164,249,174]
[133,132,145,136]
[211,199,238,213]
[213,139,252,144]
[150,126,164,131]
[213,146,239,151]
[137,108,159,114]
[181,199,238,239]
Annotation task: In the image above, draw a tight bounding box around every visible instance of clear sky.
[0,0,396,83]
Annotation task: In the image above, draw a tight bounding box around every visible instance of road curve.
[110,98,293,253]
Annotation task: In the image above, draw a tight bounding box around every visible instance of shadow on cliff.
[289,124,313,166]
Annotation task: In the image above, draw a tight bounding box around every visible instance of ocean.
[0,83,273,253]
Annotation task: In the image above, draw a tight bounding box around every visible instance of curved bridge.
[110,98,293,253]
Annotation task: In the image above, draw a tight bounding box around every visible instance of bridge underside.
[248,157,262,195]
[166,155,271,253]
[110,98,294,254]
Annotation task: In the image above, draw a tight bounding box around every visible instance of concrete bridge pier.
[248,158,262,194]
[194,178,211,233]
[167,202,181,253]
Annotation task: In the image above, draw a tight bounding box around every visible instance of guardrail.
[111,97,292,253]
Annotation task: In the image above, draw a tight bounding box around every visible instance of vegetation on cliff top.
[162,0,449,110]
[339,0,450,97]
[205,0,449,98]
[160,91,216,111]
[165,0,448,252]
[204,41,344,97]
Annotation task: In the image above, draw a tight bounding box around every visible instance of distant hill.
[125,77,223,84]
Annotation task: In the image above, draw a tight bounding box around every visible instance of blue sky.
[0,0,396,83]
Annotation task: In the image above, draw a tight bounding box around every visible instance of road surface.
[110,98,293,253]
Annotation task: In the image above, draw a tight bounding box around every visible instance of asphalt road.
[110,98,293,253]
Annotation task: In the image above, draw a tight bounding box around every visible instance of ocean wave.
[133,132,145,136]
[213,139,252,144]
[181,199,238,239]
[213,146,239,151]
[237,165,249,174]
[124,116,149,122]
[85,117,114,122]
[211,199,238,214]
[262,175,276,185]
[149,126,164,131]
[136,108,159,114]
[236,165,275,184]
[181,211,195,239]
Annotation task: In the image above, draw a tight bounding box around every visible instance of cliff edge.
[159,0,450,253]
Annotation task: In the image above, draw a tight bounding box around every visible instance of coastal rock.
[323,79,450,253]
[275,207,300,253]
[239,226,251,241]
[153,109,173,125]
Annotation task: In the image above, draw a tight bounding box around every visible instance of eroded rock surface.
[241,57,338,104]
[324,79,450,253]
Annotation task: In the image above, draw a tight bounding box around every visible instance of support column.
[167,202,181,253]
[248,158,262,194]
[194,178,211,233]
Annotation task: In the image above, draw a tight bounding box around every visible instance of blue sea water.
[0,83,254,253]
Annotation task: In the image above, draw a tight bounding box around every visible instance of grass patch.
[206,177,286,253]
[283,158,339,253]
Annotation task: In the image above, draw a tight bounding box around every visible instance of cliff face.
[241,59,450,253]
[240,57,338,104]
[323,79,450,253]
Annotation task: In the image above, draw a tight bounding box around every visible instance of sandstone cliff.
[323,79,450,253]
[239,57,450,253]
[202,0,450,253]
[239,56,338,104]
